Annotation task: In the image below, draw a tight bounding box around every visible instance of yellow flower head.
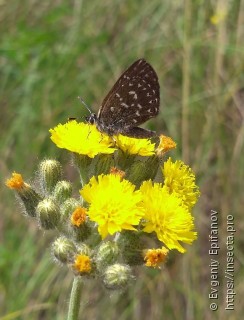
[140,180,197,253]
[144,247,169,268]
[162,157,200,210]
[5,172,25,190]
[71,207,87,227]
[156,135,177,156]
[80,174,144,239]
[49,120,116,158]
[114,134,155,156]
[210,9,227,25]
[73,254,92,274]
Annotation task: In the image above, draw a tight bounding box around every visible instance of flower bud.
[96,241,119,271]
[5,172,42,217]
[103,264,133,290]
[60,198,81,219]
[39,159,62,194]
[116,150,136,171]
[76,243,92,257]
[94,154,115,176]
[36,198,60,229]
[52,237,76,264]
[68,207,91,242]
[53,180,72,203]
[126,156,159,187]
[72,154,92,186]
[117,231,145,265]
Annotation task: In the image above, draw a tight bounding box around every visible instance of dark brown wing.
[98,59,160,128]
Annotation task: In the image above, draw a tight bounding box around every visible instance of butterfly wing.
[97,59,160,129]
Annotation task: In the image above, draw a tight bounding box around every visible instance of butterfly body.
[87,59,160,138]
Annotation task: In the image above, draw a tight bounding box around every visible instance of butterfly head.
[86,113,97,125]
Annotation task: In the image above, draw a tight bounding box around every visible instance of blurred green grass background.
[0,0,243,319]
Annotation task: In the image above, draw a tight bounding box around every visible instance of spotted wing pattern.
[97,59,160,134]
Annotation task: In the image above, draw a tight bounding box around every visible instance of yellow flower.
[49,120,116,158]
[80,174,144,239]
[156,135,176,156]
[71,207,87,227]
[210,9,227,25]
[162,157,200,209]
[73,254,92,274]
[140,181,197,253]
[114,134,155,156]
[144,247,169,268]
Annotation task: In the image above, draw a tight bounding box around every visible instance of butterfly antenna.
[77,96,92,114]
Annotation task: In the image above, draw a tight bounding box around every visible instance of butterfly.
[87,59,160,138]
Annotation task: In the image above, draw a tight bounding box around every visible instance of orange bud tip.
[144,247,169,268]
[156,135,177,156]
[71,207,87,227]
[110,167,126,180]
[73,254,92,274]
[5,172,25,190]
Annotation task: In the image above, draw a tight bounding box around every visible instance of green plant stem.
[67,277,83,320]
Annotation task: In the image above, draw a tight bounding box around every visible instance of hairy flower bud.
[76,243,92,257]
[94,154,115,176]
[70,220,91,242]
[36,198,60,229]
[52,237,76,264]
[39,159,62,194]
[118,231,145,265]
[5,172,42,217]
[103,264,133,290]
[127,156,159,187]
[68,206,91,242]
[72,154,92,186]
[60,198,81,219]
[53,180,72,203]
[116,150,136,171]
[96,241,119,271]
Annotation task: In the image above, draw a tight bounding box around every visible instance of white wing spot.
[129,91,138,100]
[120,98,123,101]
[132,119,138,123]
[121,103,129,109]
[129,83,133,86]
[137,104,142,109]
[136,111,140,116]
[110,107,115,112]
[138,83,142,88]
[124,75,130,80]
[115,93,120,98]
[131,103,135,106]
